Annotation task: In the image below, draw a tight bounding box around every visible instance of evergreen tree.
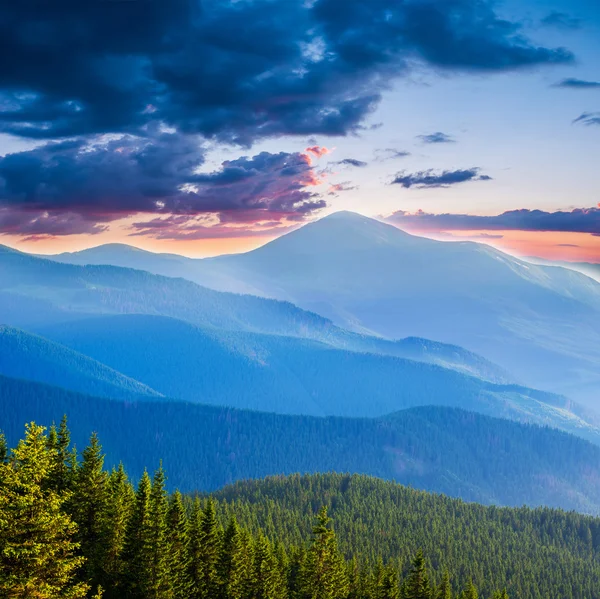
[72,432,108,589]
[190,497,222,599]
[252,533,287,599]
[0,423,88,598]
[98,463,134,598]
[379,562,400,599]
[146,465,171,599]
[167,490,192,599]
[459,581,477,599]
[218,517,246,599]
[404,551,431,599]
[123,470,152,599]
[435,570,452,599]
[300,506,349,599]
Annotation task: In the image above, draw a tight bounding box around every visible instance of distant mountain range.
[43,211,600,405]
[32,315,599,439]
[3,374,600,514]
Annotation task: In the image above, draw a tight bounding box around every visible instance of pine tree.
[218,517,246,599]
[167,490,192,599]
[300,506,349,599]
[379,562,400,599]
[46,416,73,493]
[0,423,88,598]
[459,581,477,599]
[404,551,431,599]
[146,465,171,599]
[98,463,134,598]
[252,533,287,599]
[123,470,152,599]
[72,432,108,589]
[436,570,452,599]
[190,497,222,599]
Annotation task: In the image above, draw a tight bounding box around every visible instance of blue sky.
[0,0,598,260]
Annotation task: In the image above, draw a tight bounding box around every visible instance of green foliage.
[0,423,88,598]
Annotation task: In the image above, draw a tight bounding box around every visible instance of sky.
[0,0,599,262]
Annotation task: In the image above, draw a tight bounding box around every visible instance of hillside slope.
[191,212,600,404]
[34,314,599,441]
[213,473,600,599]
[0,325,159,400]
[3,374,600,513]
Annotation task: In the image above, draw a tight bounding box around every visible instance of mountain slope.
[0,325,159,400]
[190,212,600,404]
[213,473,600,599]
[0,244,511,384]
[4,373,600,513]
[34,314,600,442]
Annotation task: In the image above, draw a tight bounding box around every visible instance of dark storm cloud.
[555,79,600,89]
[386,207,600,234]
[573,112,600,126]
[391,168,492,188]
[0,0,574,142]
[417,132,456,144]
[0,133,326,236]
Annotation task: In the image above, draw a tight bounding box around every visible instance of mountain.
[33,314,600,441]
[190,212,600,405]
[0,243,511,384]
[4,374,600,514]
[40,214,600,404]
[0,325,160,401]
[526,256,600,283]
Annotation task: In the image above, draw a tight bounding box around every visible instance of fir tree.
[300,506,349,599]
[0,430,7,463]
[146,465,171,599]
[252,533,287,599]
[0,423,88,598]
[459,581,477,599]
[98,463,134,598]
[123,470,152,599]
[404,551,431,599]
[190,497,222,599]
[436,570,452,599]
[167,490,192,599]
[72,432,108,589]
[218,517,246,599]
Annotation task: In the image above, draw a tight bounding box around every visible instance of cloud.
[391,168,492,188]
[334,158,368,168]
[540,11,582,30]
[305,146,332,160]
[417,132,456,144]
[0,0,574,142]
[328,181,358,196]
[386,207,600,234]
[555,79,600,89]
[573,112,600,126]
[557,243,580,248]
[375,148,411,162]
[0,133,328,237]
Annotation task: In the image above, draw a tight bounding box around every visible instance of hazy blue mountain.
[527,256,600,283]
[0,325,160,400]
[0,244,511,384]
[188,212,600,405]
[35,314,600,442]
[4,373,600,513]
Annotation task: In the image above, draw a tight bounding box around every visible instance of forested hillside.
[0,325,160,401]
[2,422,599,599]
[33,314,599,440]
[3,374,600,512]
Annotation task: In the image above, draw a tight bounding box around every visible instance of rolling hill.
[33,314,600,440]
[3,374,600,514]
[0,325,160,401]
